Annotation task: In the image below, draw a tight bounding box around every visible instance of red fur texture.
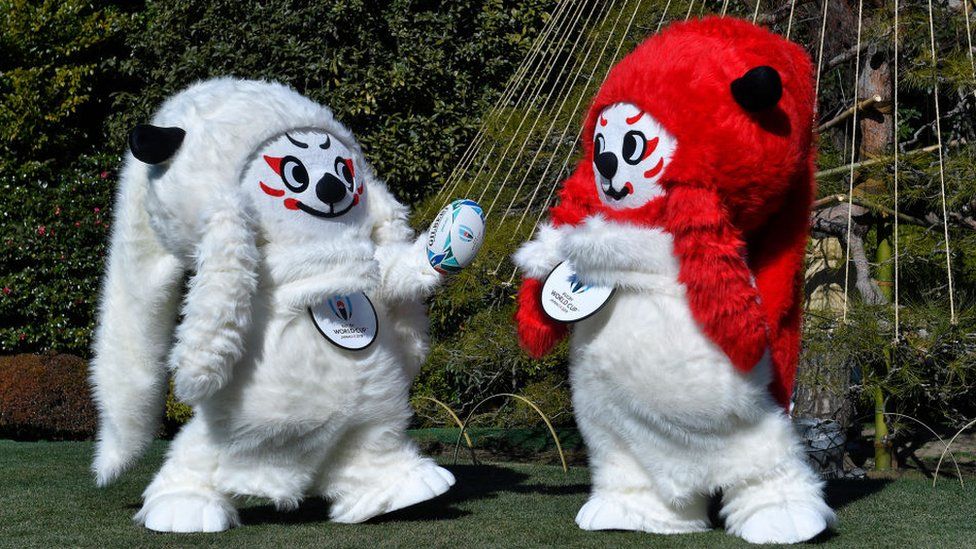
[515,17,816,409]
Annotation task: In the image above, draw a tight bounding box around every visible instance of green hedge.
[0,0,553,357]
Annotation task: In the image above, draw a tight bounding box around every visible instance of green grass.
[1,440,974,548]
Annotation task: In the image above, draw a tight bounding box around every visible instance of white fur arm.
[366,179,442,301]
[168,203,258,404]
[559,215,680,291]
[375,234,443,302]
[511,222,565,279]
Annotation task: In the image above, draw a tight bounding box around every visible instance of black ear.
[731,66,782,112]
[128,124,186,164]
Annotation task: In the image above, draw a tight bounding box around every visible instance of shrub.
[105,0,554,204]
[0,0,135,172]
[0,352,96,440]
[0,155,117,355]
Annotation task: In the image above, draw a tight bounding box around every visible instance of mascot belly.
[89,78,469,532]
[513,18,836,544]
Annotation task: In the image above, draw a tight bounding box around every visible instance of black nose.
[594,151,618,180]
[316,173,347,204]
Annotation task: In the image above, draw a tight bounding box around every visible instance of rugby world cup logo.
[457,223,475,243]
[328,296,352,321]
[568,273,589,294]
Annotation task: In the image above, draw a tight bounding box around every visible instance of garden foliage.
[0,352,96,439]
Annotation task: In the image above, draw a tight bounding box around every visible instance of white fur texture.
[90,78,450,531]
[516,217,834,544]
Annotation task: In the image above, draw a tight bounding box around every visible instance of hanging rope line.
[686,0,697,20]
[495,0,624,226]
[893,0,901,339]
[479,0,607,217]
[785,0,799,38]
[493,0,640,273]
[965,0,976,100]
[445,0,587,212]
[813,0,830,103]
[425,0,569,214]
[926,0,957,324]
[658,0,675,30]
[841,0,864,324]
[752,0,763,22]
[721,0,732,17]
[506,0,649,282]
[438,0,582,212]
[463,0,591,207]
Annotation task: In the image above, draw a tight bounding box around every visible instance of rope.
[814,0,830,103]
[965,0,976,101]
[425,0,568,213]
[841,0,864,324]
[752,0,762,22]
[926,0,957,324]
[686,0,696,20]
[496,0,625,225]
[457,0,588,206]
[506,0,650,283]
[658,0,674,32]
[786,0,799,38]
[480,0,606,216]
[721,0,731,17]
[893,0,900,338]
[493,0,638,273]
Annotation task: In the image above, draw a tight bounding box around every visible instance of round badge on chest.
[541,262,615,323]
[309,292,378,350]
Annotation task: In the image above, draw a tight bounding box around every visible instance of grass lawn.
[1,440,973,548]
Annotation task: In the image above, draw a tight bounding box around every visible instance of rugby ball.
[426,199,485,274]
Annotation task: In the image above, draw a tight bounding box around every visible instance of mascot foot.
[735,504,829,544]
[576,493,710,534]
[136,492,239,533]
[330,461,455,523]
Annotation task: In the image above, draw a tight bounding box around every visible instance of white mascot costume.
[90,78,463,532]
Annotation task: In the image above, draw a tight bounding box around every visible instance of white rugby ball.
[426,199,485,274]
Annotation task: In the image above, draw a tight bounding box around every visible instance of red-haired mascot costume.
[512,18,835,544]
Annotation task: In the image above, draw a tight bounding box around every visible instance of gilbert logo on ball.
[426,199,485,273]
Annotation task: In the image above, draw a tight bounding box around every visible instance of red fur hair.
[515,17,816,409]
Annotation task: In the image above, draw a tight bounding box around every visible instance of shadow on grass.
[238,462,582,526]
[824,478,891,510]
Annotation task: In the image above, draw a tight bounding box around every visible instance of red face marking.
[259,181,285,197]
[625,112,645,125]
[352,194,360,206]
[356,184,364,194]
[643,157,665,179]
[263,155,283,175]
[599,116,608,127]
[624,182,634,195]
[643,137,659,160]
[283,198,299,210]
[344,158,355,179]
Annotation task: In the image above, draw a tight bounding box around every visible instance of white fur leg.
[136,491,239,533]
[329,460,454,523]
[578,439,709,534]
[136,418,238,532]
[322,430,454,523]
[576,491,709,534]
[722,461,835,544]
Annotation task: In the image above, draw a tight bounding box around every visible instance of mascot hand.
[559,215,676,289]
[515,277,568,359]
[170,351,232,404]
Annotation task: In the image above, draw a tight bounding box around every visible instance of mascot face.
[247,129,366,231]
[593,102,677,210]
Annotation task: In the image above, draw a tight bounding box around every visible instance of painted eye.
[595,134,605,154]
[280,156,309,192]
[335,157,355,190]
[622,130,646,165]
